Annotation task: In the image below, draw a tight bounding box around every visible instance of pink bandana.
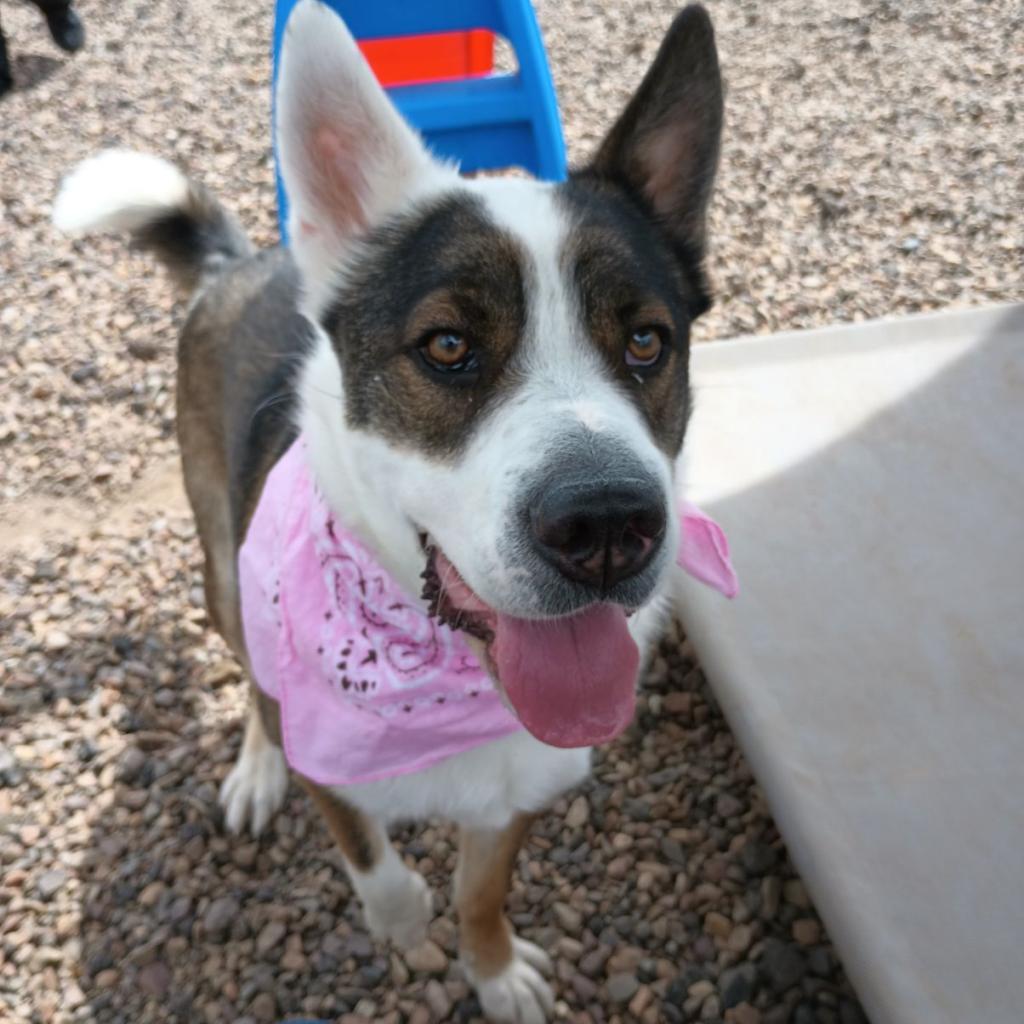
[238,439,737,786]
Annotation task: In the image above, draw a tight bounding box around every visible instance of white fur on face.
[279,5,679,620]
[298,176,679,619]
[438,179,679,612]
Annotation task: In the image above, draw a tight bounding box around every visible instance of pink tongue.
[491,604,640,748]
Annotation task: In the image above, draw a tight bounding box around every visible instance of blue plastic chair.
[271,0,568,237]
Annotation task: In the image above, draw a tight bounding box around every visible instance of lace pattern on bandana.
[309,486,494,717]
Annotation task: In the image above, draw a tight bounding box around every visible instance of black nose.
[531,480,667,592]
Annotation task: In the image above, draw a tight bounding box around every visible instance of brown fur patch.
[255,687,283,747]
[322,194,526,460]
[559,185,695,456]
[301,780,381,873]
[176,249,308,673]
[178,249,308,546]
[455,814,535,978]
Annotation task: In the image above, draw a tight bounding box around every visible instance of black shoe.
[0,44,12,97]
[46,7,85,53]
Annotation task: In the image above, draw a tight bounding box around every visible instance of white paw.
[219,741,289,836]
[362,865,433,951]
[471,937,554,1024]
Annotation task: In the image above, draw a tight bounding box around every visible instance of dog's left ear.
[588,5,723,261]
[276,0,455,315]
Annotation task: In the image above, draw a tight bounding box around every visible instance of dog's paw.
[471,937,554,1024]
[219,741,289,836]
[363,865,433,951]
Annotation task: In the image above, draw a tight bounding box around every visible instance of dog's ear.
[588,5,723,260]
[276,0,452,313]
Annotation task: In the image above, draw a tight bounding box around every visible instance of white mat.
[675,304,1024,1024]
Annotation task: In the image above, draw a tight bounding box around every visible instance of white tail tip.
[53,149,190,235]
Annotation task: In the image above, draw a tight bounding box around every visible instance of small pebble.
[606,972,640,1004]
[403,940,447,974]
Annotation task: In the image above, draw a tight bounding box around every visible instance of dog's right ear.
[276,0,454,315]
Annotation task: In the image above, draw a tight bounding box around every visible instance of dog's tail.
[53,149,253,295]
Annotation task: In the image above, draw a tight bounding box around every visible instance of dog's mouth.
[420,539,640,749]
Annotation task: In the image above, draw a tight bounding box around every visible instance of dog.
[53,2,725,1019]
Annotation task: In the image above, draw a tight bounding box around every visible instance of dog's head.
[278,0,723,748]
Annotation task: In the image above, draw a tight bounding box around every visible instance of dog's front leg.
[456,815,554,1024]
[302,782,433,951]
[219,695,290,836]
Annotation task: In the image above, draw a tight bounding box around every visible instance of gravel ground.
[1,0,1021,1022]
[1,507,864,1024]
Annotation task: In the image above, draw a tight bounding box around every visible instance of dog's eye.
[625,326,665,368]
[421,331,475,372]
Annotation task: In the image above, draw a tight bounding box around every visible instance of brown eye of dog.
[625,327,665,368]
[422,331,473,371]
